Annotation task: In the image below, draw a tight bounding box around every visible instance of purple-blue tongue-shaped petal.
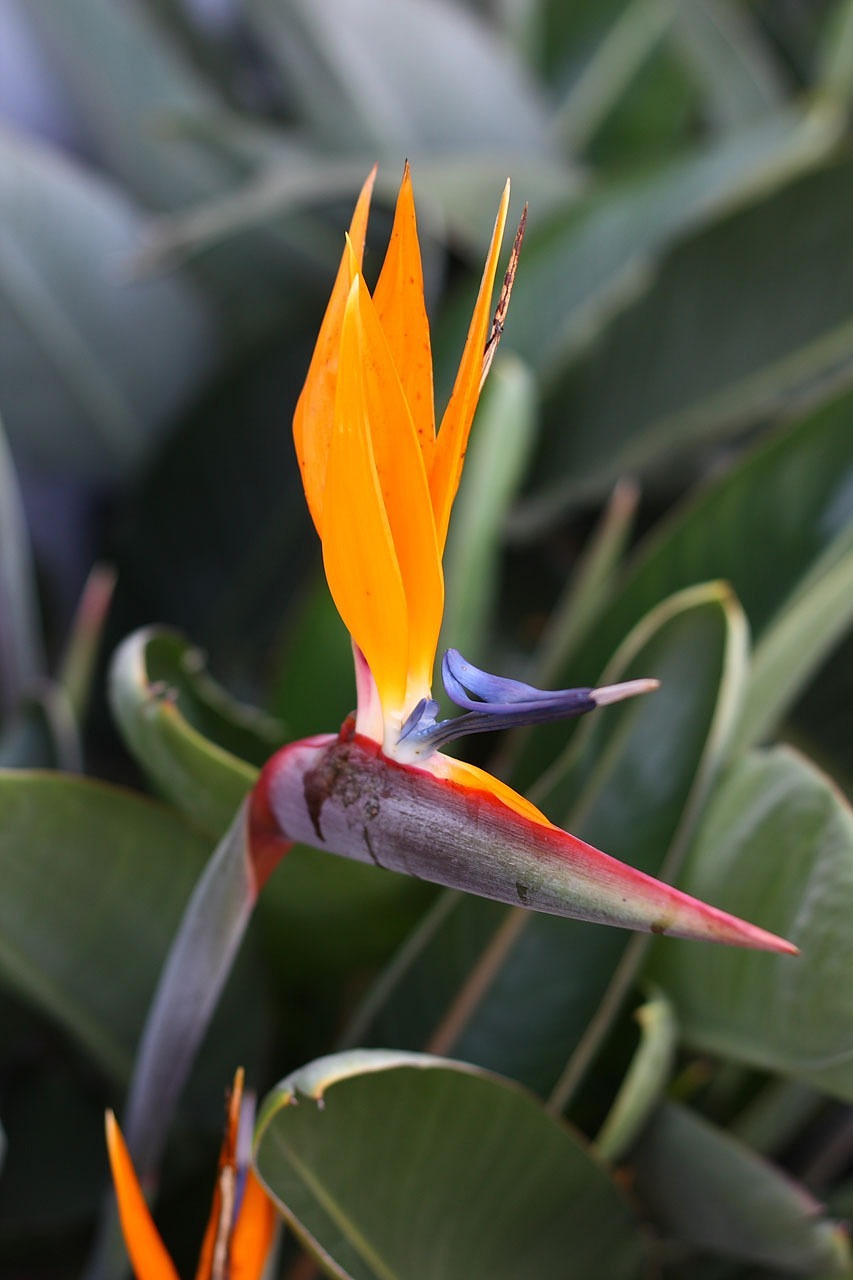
[396,650,659,754]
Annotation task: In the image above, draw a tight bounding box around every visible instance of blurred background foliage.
[0,0,852,1276]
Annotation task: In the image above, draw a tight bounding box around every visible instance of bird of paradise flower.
[109,162,796,1252]
[249,164,795,955]
[106,1069,276,1280]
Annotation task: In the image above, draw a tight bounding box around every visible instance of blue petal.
[442,649,596,717]
[396,650,601,755]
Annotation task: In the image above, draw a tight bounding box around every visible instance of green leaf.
[0,771,210,1081]
[0,418,43,718]
[552,0,678,152]
[121,801,259,1179]
[593,989,678,1163]
[0,127,215,482]
[505,105,839,395]
[516,150,853,522]
[671,0,786,132]
[649,747,853,1100]
[254,1050,649,1280]
[26,0,228,209]
[441,356,538,665]
[733,536,853,751]
[247,0,554,157]
[110,627,283,838]
[516,387,853,789]
[815,0,853,109]
[357,584,746,1094]
[632,1101,850,1273]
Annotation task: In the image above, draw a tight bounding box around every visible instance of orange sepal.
[293,167,376,532]
[351,260,444,702]
[435,754,555,830]
[229,1171,279,1280]
[105,1111,180,1280]
[322,277,410,714]
[372,161,436,462]
[429,181,511,551]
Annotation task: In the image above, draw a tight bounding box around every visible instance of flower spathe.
[252,164,797,954]
[106,1070,276,1280]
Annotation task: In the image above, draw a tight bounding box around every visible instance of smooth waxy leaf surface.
[248,0,553,156]
[25,0,226,209]
[0,126,214,481]
[0,772,210,1081]
[632,1101,850,1273]
[593,989,677,1162]
[255,1050,649,1280]
[649,747,853,1100]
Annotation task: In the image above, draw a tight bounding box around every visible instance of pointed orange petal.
[353,269,443,701]
[372,161,435,462]
[430,182,511,552]
[105,1112,180,1280]
[294,167,377,532]
[194,1069,245,1280]
[435,754,554,829]
[229,1171,278,1280]
[322,278,410,715]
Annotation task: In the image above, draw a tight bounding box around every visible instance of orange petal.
[435,754,554,829]
[353,268,443,701]
[372,161,435,463]
[194,1069,245,1280]
[430,181,510,552]
[105,1112,180,1280]
[322,277,410,715]
[294,167,377,533]
[229,1171,278,1280]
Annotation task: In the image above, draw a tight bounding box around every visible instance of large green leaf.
[254,1050,649,1280]
[25,0,227,209]
[358,584,746,1094]
[247,0,554,158]
[0,126,214,481]
[516,152,853,520]
[632,1101,850,1273]
[649,747,853,1100]
[0,772,210,1081]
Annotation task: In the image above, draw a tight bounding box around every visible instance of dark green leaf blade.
[255,1051,649,1280]
[649,747,853,1100]
[0,771,210,1081]
[632,1100,850,1273]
